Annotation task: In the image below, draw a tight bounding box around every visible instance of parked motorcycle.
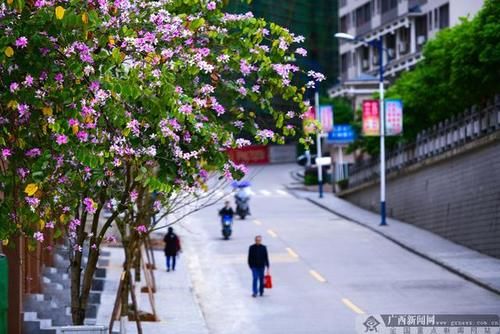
[221,215,233,240]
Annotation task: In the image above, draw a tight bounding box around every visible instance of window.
[355,3,371,27]
[434,8,439,28]
[381,0,397,13]
[428,11,433,30]
[439,3,449,29]
[340,15,349,32]
[341,53,350,73]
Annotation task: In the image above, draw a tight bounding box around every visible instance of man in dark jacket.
[247,235,270,297]
[163,227,181,272]
[218,201,234,218]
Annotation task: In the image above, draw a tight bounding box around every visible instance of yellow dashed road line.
[309,270,327,283]
[267,229,278,238]
[341,298,365,314]
[286,247,299,258]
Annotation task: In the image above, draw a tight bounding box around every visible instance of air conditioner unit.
[417,35,426,45]
[398,42,408,53]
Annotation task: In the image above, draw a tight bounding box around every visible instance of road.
[176,164,500,334]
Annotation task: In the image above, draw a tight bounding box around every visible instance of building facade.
[329,0,484,100]
[226,0,339,90]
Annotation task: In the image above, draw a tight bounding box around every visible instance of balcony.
[356,21,372,36]
[381,7,398,25]
[408,0,427,12]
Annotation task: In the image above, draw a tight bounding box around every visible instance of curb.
[303,196,500,297]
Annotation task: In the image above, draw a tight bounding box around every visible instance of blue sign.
[327,124,356,144]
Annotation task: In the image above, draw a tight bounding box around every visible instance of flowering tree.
[0,0,323,324]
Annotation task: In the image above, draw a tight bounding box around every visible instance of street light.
[334,32,387,226]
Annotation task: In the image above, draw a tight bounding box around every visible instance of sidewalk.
[290,188,500,295]
[95,245,209,334]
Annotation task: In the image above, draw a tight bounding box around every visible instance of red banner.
[362,100,380,136]
[227,145,269,165]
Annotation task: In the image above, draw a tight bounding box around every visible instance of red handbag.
[264,271,273,289]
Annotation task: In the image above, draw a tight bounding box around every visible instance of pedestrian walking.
[163,227,181,272]
[247,235,270,297]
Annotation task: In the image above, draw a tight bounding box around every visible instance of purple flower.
[25,196,40,208]
[207,1,216,10]
[33,231,44,242]
[69,219,81,231]
[256,129,275,140]
[135,225,147,234]
[15,37,28,49]
[130,190,138,203]
[76,131,89,142]
[83,198,97,214]
[295,47,307,56]
[17,168,30,179]
[10,82,19,93]
[89,81,100,92]
[54,73,64,84]
[18,104,30,119]
[25,148,42,157]
[179,104,192,114]
[1,148,11,159]
[23,75,34,87]
[55,134,68,145]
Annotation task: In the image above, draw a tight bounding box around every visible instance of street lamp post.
[334,33,387,226]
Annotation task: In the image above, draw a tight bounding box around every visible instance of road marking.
[309,270,327,283]
[260,190,272,196]
[286,247,299,258]
[276,189,289,196]
[253,220,262,226]
[341,298,365,314]
[267,229,277,238]
[248,189,256,196]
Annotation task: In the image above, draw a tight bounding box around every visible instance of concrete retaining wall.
[341,138,500,259]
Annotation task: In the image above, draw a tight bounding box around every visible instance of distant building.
[226,0,339,90]
[329,0,485,103]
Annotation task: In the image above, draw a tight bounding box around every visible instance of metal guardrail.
[56,326,108,334]
[348,95,500,188]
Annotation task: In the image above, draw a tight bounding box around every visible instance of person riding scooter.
[235,186,251,219]
[219,201,234,239]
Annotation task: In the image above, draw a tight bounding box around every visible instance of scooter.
[235,194,250,219]
[221,215,233,240]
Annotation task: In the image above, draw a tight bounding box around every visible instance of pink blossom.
[73,244,83,253]
[77,131,89,142]
[179,104,192,114]
[25,148,41,157]
[33,231,44,242]
[17,168,29,179]
[69,218,81,231]
[130,190,138,202]
[135,225,148,234]
[18,104,30,119]
[126,119,141,136]
[15,37,28,49]
[104,235,117,243]
[256,129,275,140]
[207,1,216,10]
[23,75,34,87]
[54,73,64,84]
[45,221,55,229]
[1,148,11,160]
[240,59,252,76]
[10,82,19,93]
[83,197,97,214]
[295,48,307,56]
[55,134,68,145]
[25,196,40,208]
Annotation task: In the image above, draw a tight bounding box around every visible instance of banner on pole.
[319,105,334,133]
[362,100,380,136]
[385,99,403,136]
